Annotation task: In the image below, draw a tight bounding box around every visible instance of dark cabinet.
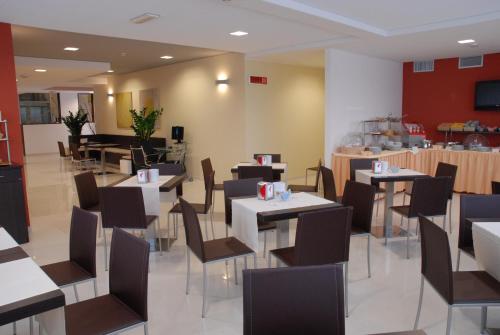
[0,165,29,244]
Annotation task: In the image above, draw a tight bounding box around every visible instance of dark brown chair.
[201,158,224,222]
[268,206,352,316]
[349,158,385,217]
[41,206,98,302]
[253,153,281,163]
[74,171,102,237]
[223,178,276,256]
[414,216,500,335]
[70,143,96,170]
[404,162,457,233]
[57,141,70,158]
[130,147,152,170]
[179,197,256,318]
[169,171,215,244]
[305,158,322,187]
[238,166,274,182]
[289,159,321,193]
[390,176,451,258]
[320,166,339,202]
[64,228,150,335]
[456,194,500,270]
[100,187,161,270]
[243,264,345,335]
[342,180,376,278]
[492,181,500,194]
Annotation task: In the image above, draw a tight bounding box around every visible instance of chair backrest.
[320,166,337,202]
[253,153,281,163]
[201,158,214,190]
[342,180,376,234]
[130,147,147,167]
[74,171,100,210]
[57,141,67,157]
[418,215,453,304]
[349,158,376,181]
[179,198,206,262]
[223,178,262,225]
[408,176,451,217]
[69,143,83,161]
[312,159,322,192]
[100,187,148,229]
[69,206,98,278]
[243,264,345,335]
[238,166,273,182]
[294,206,353,265]
[150,163,184,176]
[492,181,500,194]
[109,228,149,322]
[141,141,155,155]
[435,162,458,200]
[458,194,500,251]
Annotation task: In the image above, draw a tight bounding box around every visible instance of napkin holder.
[257,182,274,201]
[372,161,383,174]
[256,155,272,166]
[148,169,159,183]
[137,169,149,184]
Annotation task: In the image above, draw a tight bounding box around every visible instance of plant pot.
[69,135,81,146]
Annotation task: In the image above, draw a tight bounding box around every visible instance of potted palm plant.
[62,109,89,145]
[130,107,163,147]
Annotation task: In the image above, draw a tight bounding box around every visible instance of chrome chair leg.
[344,262,349,318]
[407,217,411,259]
[253,253,257,269]
[156,218,162,256]
[144,322,149,335]
[186,249,191,295]
[103,228,108,271]
[93,279,98,297]
[456,250,461,271]
[446,306,453,335]
[202,263,208,318]
[233,258,238,285]
[204,215,209,240]
[367,235,371,278]
[210,211,215,240]
[481,306,488,334]
[13,322,16,334]
[244,257,248,270]
[73,284,79,302]
[167,213,171,250]
[376,195,380,218]
[449,199,453,234]
[267,253,272,268]
[29,316,34,335]
[263,231,267,258]
[414,276,424,330]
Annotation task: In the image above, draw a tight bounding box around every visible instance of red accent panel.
[0,23,30,225]
[249,76,268,85]
[403,53,500,146]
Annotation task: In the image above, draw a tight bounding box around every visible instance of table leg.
[36,306,66,335]
[384,182,395,245]
[100,149,106,173]
[275,219,289,266]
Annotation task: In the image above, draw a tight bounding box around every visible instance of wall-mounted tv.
[475,80,500,111]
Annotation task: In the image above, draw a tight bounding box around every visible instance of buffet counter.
[332,149,500,195]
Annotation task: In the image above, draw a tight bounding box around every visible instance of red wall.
[0,22,30,224]
[403,53,500,146]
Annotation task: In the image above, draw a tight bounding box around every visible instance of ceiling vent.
[413,60,434,73]
[459,55,483,69]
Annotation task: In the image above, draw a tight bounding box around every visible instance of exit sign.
[249,76,268,85]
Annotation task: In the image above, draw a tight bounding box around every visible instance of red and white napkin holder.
[256,155,272,166]
[137,168,159,184]
[372,161,383,174]
[257,182,274,201]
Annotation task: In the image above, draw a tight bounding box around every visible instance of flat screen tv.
[475,80,500,111]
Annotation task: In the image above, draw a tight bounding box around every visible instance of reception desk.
[332,149,500,195]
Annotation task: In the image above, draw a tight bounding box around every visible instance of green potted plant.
[62,109,89,145]
[130,107,163,147]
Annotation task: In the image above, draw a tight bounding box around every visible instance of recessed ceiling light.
[107,70,114,73]
[160,55,173,60]
[458,39,475,44]
[34,69,47,72]
[230,31,248,37]
[64,47,79,51]
[130,13,160,24]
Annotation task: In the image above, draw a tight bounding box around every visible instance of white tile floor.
[3,153,498,334]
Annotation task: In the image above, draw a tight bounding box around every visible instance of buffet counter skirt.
[332,149,500,195]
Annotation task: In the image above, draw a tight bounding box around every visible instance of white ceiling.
[1,0,500,65]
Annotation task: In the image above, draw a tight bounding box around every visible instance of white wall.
[23,91,95,155]
[324,49,402,163]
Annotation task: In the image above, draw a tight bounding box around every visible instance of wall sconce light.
[107,93,114,98]
[215,79,230,85]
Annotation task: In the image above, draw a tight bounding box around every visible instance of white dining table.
[356,168,427,243]
[0,228,66,334]
[231,192,335,252]
[472,220,500,281]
